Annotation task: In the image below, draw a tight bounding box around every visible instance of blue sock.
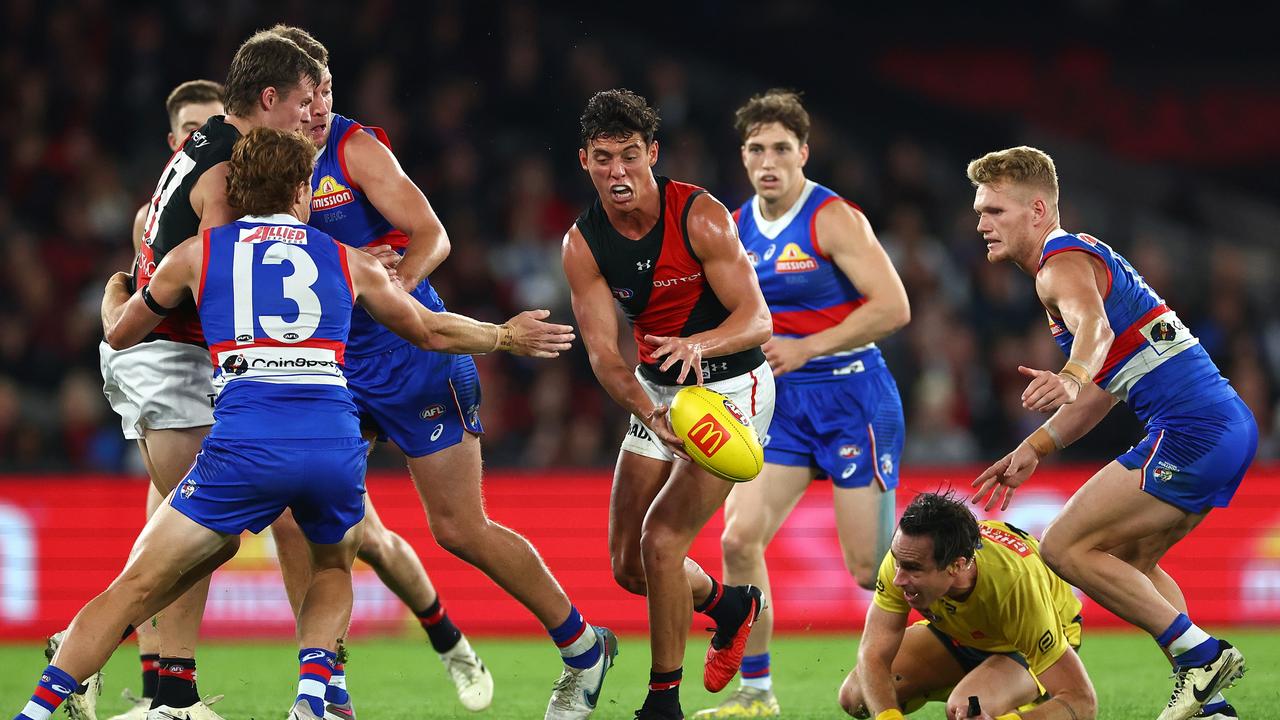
[297,648,336,716]
[324,662,349,706]
[1156,614,1218,667]
[549,606,601,670]
[16,665,76,720]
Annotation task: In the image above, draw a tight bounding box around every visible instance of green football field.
[3,631,1278,719]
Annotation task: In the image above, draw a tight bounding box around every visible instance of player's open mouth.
[759,174,778,185]
[904,590,920,603]
[610,185,633,200]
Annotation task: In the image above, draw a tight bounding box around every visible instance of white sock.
[1169,622,1212,657]
[741,675,772,691]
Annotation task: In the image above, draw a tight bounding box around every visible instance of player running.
[14,127,574,720]
[275,26,617,720]
[266,25,491,714]
[696,89,909,718]
[839,492,1097,720]
[562,89,774,720]
[968,146,1254,720]
[92,33,323,720]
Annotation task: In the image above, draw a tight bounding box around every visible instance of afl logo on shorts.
[839,444,862,459]
[420,404,446,420]
[721,399,751,427]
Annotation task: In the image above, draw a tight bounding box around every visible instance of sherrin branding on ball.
[669,386,763,482]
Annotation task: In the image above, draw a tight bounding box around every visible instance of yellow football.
[669,386,763,482]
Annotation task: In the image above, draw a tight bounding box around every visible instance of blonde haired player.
[969,146,1253,720]
[839,492,1095,720]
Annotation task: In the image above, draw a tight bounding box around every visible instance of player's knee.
[841,552,877,590]
[355,524,392,569]
[611,560,647,596]
[719,526,763,568]
[432,517,482,563]
[1039,524,1078,581]
[837,672,865,717]
[639,525,684,574]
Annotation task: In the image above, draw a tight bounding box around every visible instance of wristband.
[874,710,905,720]
[141,285,171,317]
[1024,427,1055,458]
[1059,360,1091,388]
[492,323,513,352]
[1042,421,1066,451]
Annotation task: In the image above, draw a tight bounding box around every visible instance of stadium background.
[1,3,1279,714]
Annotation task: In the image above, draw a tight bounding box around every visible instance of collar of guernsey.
[308,112,445,358]
[735,179,883,380]
[1037,227,1234,421]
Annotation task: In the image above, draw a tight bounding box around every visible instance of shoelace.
[549,668,582,710]
[1166,668,1190,708]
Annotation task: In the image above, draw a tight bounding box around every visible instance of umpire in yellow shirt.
[839,492,1097,720]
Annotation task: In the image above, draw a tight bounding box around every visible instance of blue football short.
[763,367,904,489]
[170,436,368,544]
[1117,395,1257,514]
[343,341,483,458]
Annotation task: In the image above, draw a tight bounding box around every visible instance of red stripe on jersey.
[1038,246,1114,299]
[731,206,742,224]
[336,124,364,193]
[334,240,355,300]
[197,228,212,304]
[1097,304,1168,381]
[633,181,711,365]
[808,196,862,261]
[367,229,409,251]
[771,299,865,336]
[208,337,347,366]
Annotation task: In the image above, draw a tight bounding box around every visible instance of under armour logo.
[636,259,653,272]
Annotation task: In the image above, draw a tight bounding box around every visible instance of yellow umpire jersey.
[873,520,1083,676]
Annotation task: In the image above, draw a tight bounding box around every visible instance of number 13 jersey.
[198,214,360,440]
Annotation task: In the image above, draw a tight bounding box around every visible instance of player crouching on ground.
[10,127,574,720]
[839,492,1096,720]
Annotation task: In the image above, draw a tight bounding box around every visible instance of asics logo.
[301,650,326,662]
[51,684,72,694]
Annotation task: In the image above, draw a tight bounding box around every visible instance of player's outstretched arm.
[854,604,909,718]
[347,244,573,357]
[103,236,201,350]
[766,202,910,376]
[643,194,772,383]
[562,225,683,450]
[345,130,449,287]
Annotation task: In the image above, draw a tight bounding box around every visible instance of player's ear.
[579,147,588,171]
[259,85,277,113]
[167,132,179,152]
[648,139,659,166]
[799,142,810,167]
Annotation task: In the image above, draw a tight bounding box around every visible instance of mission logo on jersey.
[312,175,355,211]
[775,242,818,273]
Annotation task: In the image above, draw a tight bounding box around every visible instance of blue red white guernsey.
[1038,230,1235,421]
[309,113,445,356]
[577,176,766,386]
[734,181,884,381]
[198,214,360,440]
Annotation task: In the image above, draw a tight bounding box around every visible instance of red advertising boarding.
[0,465,1277,640]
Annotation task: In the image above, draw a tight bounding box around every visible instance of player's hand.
[502,309,576,358]
[971,442,1040,511]
[642,404,691,460]
[360,243,402,270]
[1018,365,1079,412]
[644,335,705,385]
[762,336,811,377]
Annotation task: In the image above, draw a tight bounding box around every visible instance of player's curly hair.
[580,89,661,148]
[966,146,1060,203]
[898,491,981,569]
[226,127,315,217]
[734,88,810,144]
[223,31,323,117]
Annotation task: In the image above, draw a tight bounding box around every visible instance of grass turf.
[3,630,1278,718]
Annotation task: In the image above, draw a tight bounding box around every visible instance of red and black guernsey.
[133,115,241,346]
[576,176,766,386]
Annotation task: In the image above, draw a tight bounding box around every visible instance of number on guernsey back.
[231,242,321,345]
[142,152,198,246]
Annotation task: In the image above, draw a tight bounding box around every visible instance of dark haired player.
[697,89,910,718]
[562,89,774,719]
[91,33,322,720]
[839,493,1096,720]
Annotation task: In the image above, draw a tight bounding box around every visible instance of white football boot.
[286,700,322,720]
[106,690,150,720]
[440,636,494,711]
[545,627,618,720]
[1159,641,1246,720]
[146,695,225,720]
[45,630,101,720]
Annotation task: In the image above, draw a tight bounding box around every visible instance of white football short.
[621,360,776,462]
[99,339,215,440]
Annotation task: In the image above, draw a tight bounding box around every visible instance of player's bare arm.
[131,204,148,255]
[104,236,202,350]
[643,194,772,384]
[347,244,572,357]
[855,604,909,717]
[766,202,910,376]
[344,129,450,287]
[190,162,239,232]
[563,224,682,450]
[985,649,1097,720]
[1018,252,1114,413]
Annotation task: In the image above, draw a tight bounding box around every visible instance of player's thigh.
[946,654,1040,716]
[722,462,812,549]
[611,449,675,565]
[1104,511,1206,574]
[141,426,210,494]
[119,503,233,592]
[405,432,486,527]
[1042,461,1196,558]
[888,624,969,700]
[642,458,734,552]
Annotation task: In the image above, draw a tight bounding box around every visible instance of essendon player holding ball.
[562,90,775,720]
